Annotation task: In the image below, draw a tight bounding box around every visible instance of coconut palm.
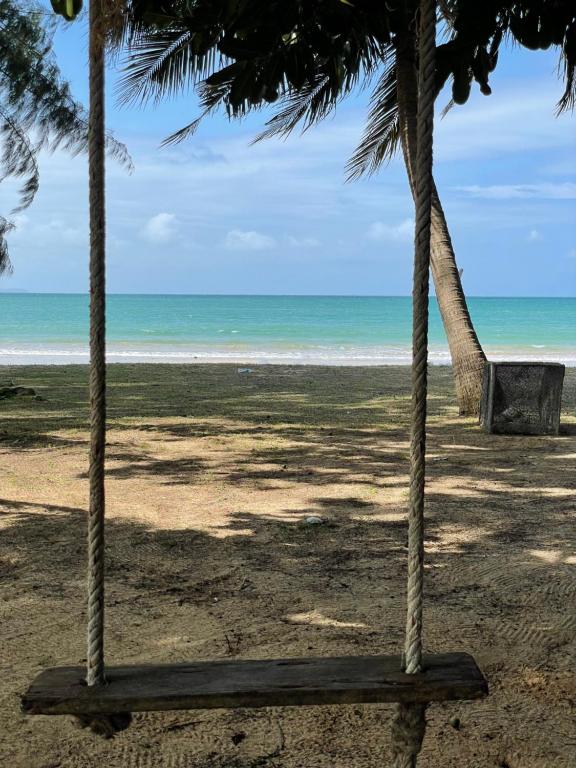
[116,0,575,413]
[0,0,130,274]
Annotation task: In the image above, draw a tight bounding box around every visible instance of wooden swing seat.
[22,652,487,716]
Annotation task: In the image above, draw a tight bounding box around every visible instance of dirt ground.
[1,364,575,768]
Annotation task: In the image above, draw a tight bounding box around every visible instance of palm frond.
[556,43,575,114]
[119,27,224,105]
[346,56,399,181]
[161,114,205,146]
[159,62,245,145]
[254,75,332,142]
[440,97,455,118]
[438,0,457,30]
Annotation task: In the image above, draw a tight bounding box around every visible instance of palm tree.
[385,6,488,415]
[116,0,575,414]
[0,0,130,274]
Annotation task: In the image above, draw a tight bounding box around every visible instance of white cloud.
[12,213,29,229]
[224,229,276,251]
[367,219,414,242]
[39,219,86,246]
[142,212,178,243]
[5,214,86,249]
[435,87,574,162]
[286,235,320,248]
[6,214,30,240]
[455,183,576,200]
[527,229,542,242]
[6,72,573,294]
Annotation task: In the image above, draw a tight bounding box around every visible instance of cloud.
[7,61,574,294]
[5,215,86,248]
[455,183,576,200]
[286,235,320,248]
[6,214,29,239]
[142,212,178,243]
[527,229,542,242]
[434,87,574,162]
[367,219,414,242]
[224,229,276,251]
[38,220,86,246]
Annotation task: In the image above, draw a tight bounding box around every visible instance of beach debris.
[0,386,37,400]
[237,368,253,374]
[450,716,461,730]
[303,515,324,526]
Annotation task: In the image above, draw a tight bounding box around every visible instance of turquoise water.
[0,294,574,365]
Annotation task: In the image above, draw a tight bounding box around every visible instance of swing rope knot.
[391,703,427,768]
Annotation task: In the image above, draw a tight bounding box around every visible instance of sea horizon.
[2,291,576,298]
[1,293,575,366]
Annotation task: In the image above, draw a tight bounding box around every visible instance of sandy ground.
[1,364,575,768]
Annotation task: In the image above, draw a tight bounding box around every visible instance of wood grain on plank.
[22,653,487,715]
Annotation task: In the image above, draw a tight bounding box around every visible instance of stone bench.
[480,362,565,435]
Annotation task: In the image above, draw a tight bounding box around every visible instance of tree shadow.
[1,364,575,766]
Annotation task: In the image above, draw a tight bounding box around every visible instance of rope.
[391,703,427,768]
[405,0,436,677]
[391,0,436,765]
[86,0,107,688]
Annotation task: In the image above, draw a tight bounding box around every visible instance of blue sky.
[2,8,575,296]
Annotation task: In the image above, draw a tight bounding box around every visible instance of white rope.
[391,0,436,764]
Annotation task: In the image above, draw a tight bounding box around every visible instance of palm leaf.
[160,114,205,146]
[118,25,227,106]
[556,45,575,114]
[346,55,399,181]
[254,75,332,142]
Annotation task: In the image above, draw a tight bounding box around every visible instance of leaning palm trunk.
[396,37,486,416]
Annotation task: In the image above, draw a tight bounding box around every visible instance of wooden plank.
[22,653,487,715]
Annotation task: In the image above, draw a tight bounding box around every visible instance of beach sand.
[1,364,575,768]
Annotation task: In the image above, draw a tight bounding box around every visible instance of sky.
[2,7,575,296]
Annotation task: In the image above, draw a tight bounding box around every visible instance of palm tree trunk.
[396,36,486,416]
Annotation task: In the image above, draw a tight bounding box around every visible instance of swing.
[21,1,487,763]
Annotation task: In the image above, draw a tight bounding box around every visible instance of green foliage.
[117,0,393,148]
[346,56,399,181]
[437,2,575,111]
[118,1,575,171]
[0,0,130,274]
[119,1,390,111]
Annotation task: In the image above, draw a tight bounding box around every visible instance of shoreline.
[1,340,576,368]
[1,350,575,366]
[2,295,574,367]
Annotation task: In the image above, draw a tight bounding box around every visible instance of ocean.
[0,294,574,366]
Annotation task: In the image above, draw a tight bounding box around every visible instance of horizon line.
[1,291,575,299]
